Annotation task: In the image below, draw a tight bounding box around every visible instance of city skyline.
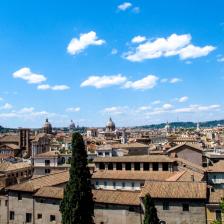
[0,0,224,128]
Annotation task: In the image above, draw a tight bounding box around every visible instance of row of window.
[7,170,32,178]
[99,162,169,171]
[0,150,13,154]
[10,211,56,222]
[162,202,189,212]
[95,181,144,189]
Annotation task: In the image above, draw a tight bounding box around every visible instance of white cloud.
[170,78,182,84]
[0,103,13,110]
[81,74,127,88]
[103,106,128,115]
[123,75,158,90]
[67,31,105,55]
[179,44,215,60]
[124,33,215,62]
[0,97,3,101]
[162,104,173,110]
[37,84,70,91]
[173,104,221,113]
[118,2,132,11]
[178,96,189,103]
[137,106,152,111]
[217,57,224,62]
[13,67,47,84]
[131,35,146,43]
[152,100,161,105]
[66,107,80,112]
[111,48,118,55]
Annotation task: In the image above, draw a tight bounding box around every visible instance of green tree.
[211,198,224,224]
[60,132,94,224]
[143,194,159,224]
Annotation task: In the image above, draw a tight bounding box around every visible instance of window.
[37,214,42,219]
[125,163,131,170]
[45,160,50,166]
[131,182,135,189]
[108,163,113,170]
[113,182,116,189]
[5,200,8,206]
[99,163,105,170]
[95,181,99,186]
[182,203,189,212]
[143,163,149,171]
[104,181,107,188]
[163,201,169,210]
[18,193,22,200]
[134,163,140,171]
[45,169,51,174]
[16,172,18,177]
[105,152,110,156]
[140,182,144,188]
[116,163,122,170]
[122,182,126,189]
[152,163,159,171]
[98,152,103,156]
[162,163,169,171]
[216,210,222,221]
[26,213,32,223]
[50,215,56,222]
[10,211,14,220]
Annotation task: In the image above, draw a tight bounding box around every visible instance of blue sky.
[0,0,224,128]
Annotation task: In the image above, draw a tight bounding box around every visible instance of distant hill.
[136,119,224,129]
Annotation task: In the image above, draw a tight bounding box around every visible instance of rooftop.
[140,181,207,199]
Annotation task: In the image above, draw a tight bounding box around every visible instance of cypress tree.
[143,194,159,224]
[60,132,94,224]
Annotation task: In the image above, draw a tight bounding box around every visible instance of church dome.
[69,120,76,130]
[106,117,115,131]
[43,118,53,134]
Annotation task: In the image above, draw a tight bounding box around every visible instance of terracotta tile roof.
[140,181,207,199]
[34,187,64,199]
[207,160,224,173]
[0,135,19,143]
[94,155,174,163]
[112,143,149,149]
[0,162,31,172]
[0,144,20,150]
[7,170,69,192]
[167,143,203,153]
[92,170,179,181]
[93,189,140,206]
[174,157,206,173]
[34,188,141,206]
[209,189,224,203]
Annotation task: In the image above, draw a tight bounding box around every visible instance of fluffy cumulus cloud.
[0,103,13,110]
[131,35,146,43]
[66,107,80,112]
[81,74,127,88]
[123,75,159,90]
[178,96,189,103]
[124,33,215,62]
[37,84,70,91]
[13,67,47,84]
[117,2,132,11]
[67,31,105,55]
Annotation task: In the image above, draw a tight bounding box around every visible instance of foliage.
[60,132,94,224]
[143,194,159,224]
